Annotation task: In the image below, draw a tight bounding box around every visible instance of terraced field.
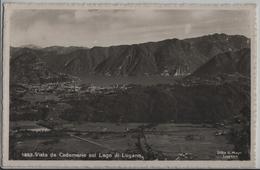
[10,122,234,160]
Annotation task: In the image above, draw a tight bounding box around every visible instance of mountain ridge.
[11,33,249,50]
[10,33,250,79]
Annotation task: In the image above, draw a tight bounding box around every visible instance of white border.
[1,2,258,169]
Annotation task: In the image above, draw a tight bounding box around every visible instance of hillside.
[59,78,250,123]
[10,33,251,123]
[10,48,75,84]
[10,33,250,79]
[191,48,250,77]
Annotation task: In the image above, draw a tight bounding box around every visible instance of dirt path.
[70,134,114,151]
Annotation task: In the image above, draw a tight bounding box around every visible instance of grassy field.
[145,127,233,160]
[10,122,234,160]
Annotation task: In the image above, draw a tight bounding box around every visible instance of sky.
[10,9,252,48]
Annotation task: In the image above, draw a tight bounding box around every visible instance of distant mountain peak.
[19,44,42,49]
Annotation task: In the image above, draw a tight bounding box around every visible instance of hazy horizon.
[11,33,250,49]
[11,9,252,48]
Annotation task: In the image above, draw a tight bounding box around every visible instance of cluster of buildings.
[23,81,81,95]
[83,84,130,94]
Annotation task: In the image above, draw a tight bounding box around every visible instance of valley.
[9,33,251,160]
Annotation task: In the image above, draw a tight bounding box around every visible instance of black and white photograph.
[1,2,258,169]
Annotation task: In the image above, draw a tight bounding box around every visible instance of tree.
[228,106,250,160]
